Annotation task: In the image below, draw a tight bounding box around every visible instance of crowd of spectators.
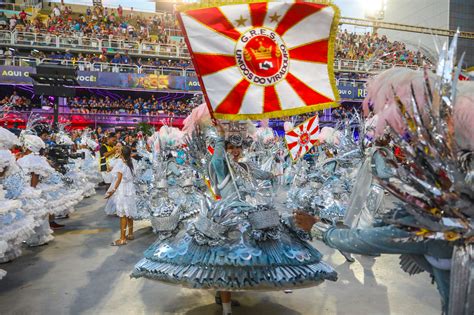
[2,89,360,125]
[36,50,192,72]
[69,95,198,116]
[1,4,179,45]
[2,30,427,74]
[1,47,193,73]
[1,2,434,73]
[0,91,37,111]
[1,3,433,69]
[336,29,433,66]
[329,103,360,121]
[1,92,199,117]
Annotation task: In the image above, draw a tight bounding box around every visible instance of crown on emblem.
[244,39,276,61]
[251,41,273,60]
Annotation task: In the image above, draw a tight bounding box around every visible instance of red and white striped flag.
[178,1,340,120]
[285,115,320,161]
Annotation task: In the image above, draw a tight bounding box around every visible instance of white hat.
[0,127,19,150]
[22,134,46,153]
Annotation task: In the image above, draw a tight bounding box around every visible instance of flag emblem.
[178,2,340,120]
[285,115,320,161]
[236,27,290,86]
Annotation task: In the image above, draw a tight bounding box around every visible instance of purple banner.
[0,66,192,92]
[185,77,201,91]
[1,66,33,83]
[338,83,367,100]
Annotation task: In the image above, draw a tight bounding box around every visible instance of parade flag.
[207,145,215,155]
[177,1,340,120]
[285,114,320,161]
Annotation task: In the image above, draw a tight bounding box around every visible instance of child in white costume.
[104,146,137,246]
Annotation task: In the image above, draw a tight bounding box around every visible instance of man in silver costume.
[210,122,276,312]
[209,123,276,201]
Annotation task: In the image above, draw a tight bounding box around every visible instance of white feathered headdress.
[22,134,45,153]
[149,125,185,153]
[0,127,19,150]
[254,119,275,144]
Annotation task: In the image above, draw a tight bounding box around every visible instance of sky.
[333,0,365,19]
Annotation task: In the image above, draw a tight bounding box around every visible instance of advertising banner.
[337,83,367,100]
[0,66,366,99]
[0,66,190,91]
[185,77,201,91]
[0,66,33,83]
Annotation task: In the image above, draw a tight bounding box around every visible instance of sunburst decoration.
[178,1,340,120]
[285,114,320,161]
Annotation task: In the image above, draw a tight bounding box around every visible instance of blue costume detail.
[323,224,452,312]
[133,136,337,290]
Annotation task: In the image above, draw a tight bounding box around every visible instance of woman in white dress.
[104,146,137,246]
[17,134,55,246]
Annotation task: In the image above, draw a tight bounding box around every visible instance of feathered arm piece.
[369,35,473,243]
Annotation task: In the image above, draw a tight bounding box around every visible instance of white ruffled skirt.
[25,217,54,247]
[104,181,138,218]
[0,201,36,262]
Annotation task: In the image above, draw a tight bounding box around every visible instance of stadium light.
[364,0,386,20]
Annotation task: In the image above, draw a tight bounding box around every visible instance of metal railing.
[0,0,42,11]
[3,109,356,129]
[340,17,474,40]
[334,58,423,73]
[0,55,428,76]
[165,28,184,37]
[2,110,187,128]
[163,16,474,40]
[0,30,189,58]
[0,30,428,73]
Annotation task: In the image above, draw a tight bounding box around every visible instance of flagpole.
[176,10,217,122]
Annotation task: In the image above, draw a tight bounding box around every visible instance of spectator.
[3,47,13,65]
[9,91,21,104]
[4,4,177,47]
[335,29,432,67]
[66,95,198,116]
[9,14,17,30]
[111,53,122,72]
[121,53,131,65]
[117,5,123,19]
[0,11,8,27]
[53,5,61,18]
[19,10,28,24]
[64,50,74,60]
